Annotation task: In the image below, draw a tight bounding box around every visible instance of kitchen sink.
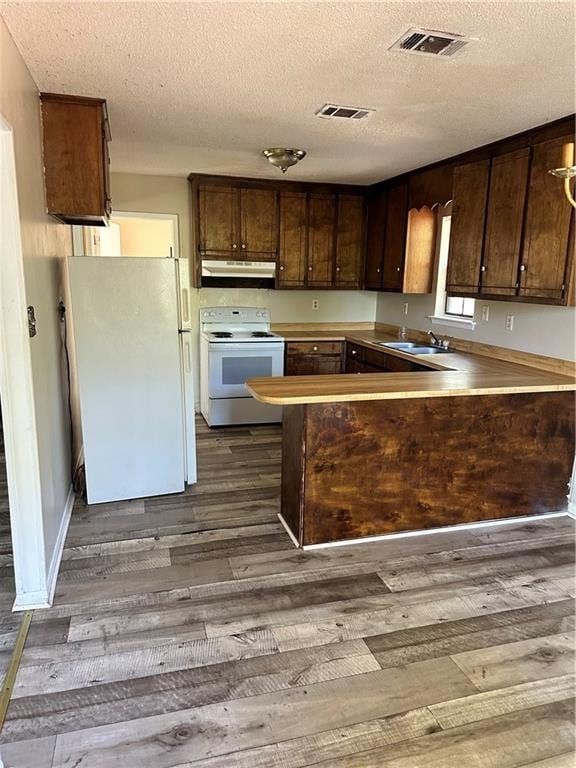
[378,342,451,355]
[378,342,421,349]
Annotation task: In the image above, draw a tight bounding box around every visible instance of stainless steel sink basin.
[407,347,450,355]
[378,342,420,349]
[378,342,451,355]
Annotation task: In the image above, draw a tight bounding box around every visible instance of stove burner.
[212,332,233,338]
[252,332,274,338]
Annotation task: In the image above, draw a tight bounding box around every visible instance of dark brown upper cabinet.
[198,184,277,259]
[446,159,490,296]
[198,185,237,256]
[335,195,365,289]
[364,187,387,290]
[40,93,111,225]
[445,133,575,306]
[278,191,307,288]
[307,194,336,288]
[408,165,454,210]
[480,149,530,297]
[366,183,437,294]
[381,183,408,292]
[239,188,278,256]
[519,136,574,303]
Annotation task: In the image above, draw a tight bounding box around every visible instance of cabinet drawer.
[364,347,387,370]
[286,341,343,356]
[385,354,414,372]
[346,342,366,362]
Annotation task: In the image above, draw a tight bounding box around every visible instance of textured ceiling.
[1,1,574,184]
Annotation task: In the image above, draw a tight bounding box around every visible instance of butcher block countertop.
[247,328,576,405]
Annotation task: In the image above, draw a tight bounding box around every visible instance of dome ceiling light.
[262,147,306,174]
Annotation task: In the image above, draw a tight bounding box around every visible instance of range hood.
[201,259,276,288]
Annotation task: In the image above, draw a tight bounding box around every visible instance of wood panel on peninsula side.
[281,392,575,547]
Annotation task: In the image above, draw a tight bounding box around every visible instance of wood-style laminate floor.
[1,418,575,767]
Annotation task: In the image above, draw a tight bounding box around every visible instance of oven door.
[208,342,284,399]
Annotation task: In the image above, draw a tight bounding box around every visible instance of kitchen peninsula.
[247,329,576,547]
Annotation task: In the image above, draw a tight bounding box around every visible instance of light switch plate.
[312,299,319,310]
[481,305,489,321]
[505,314,514,331]
[403,302,409,315]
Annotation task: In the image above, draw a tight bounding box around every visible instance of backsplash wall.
[376,292,576,362]
[196,288,377,323]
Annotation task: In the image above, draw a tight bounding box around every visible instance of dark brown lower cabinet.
[285,342,343,376]
[282,392,575,546]
[345,342,432,373]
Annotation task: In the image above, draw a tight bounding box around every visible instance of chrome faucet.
[428,330,450,350]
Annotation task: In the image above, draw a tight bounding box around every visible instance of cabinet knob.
[377,268,380,273]
[241,243,246,249]
[313,346,318,351]
[480,265,486,272]
[396,267,401,272]
[352,350,357,355]
[519,264,526,272]
[336,266,340,272]
[279,265,284,271]
[308,266,313,271]
[232,243,238,250]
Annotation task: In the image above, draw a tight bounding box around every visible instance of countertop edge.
[246,380,576,405]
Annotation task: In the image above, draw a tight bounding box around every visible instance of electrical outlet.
[312,299,319,310]
[505,314,514,331]
[481,305,490,322]
[402,302,409,315]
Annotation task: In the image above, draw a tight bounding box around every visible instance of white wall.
[376,292,576,362]
[1,17,74,604]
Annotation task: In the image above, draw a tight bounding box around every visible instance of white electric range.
[200,307,284,426]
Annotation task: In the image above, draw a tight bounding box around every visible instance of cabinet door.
[335,195,365,288]
[307,194,336,287]
[40,95,110,224]
[403,206,437,294]
[446,160,490,295]
[240,188,278,257]
[481,149,530,296]
[278,192,307,287]
[381,183,408,292]
[345,358,365,374]
[198,186,238,256]
[285,355,316,376]
[364,187,387,290]
[519,136,574,302]
[315,356,343,374]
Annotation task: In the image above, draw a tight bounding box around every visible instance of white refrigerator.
[68,256,197,504]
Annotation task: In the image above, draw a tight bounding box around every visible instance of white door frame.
[0,114,47,609]
[111,210,180,258]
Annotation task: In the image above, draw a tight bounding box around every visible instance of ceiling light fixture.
[549,142,576,209]
[262,147,306,174]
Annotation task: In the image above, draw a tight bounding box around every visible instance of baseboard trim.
[302,511,570,550]
[12,483,76,611]
[277,513,300,548]
[12,590,51,611]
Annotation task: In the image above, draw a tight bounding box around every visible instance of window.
[445,295,475,317]
[429,205,476,329]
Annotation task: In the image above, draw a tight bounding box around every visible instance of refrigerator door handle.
[184,338,192,372]
[181,288,190,323]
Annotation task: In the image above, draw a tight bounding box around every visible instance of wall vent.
[389,27,476,58]
[316,104,375,120]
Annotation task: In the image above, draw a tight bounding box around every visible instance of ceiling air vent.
[316,104,375,120]
[390,27,475,58]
